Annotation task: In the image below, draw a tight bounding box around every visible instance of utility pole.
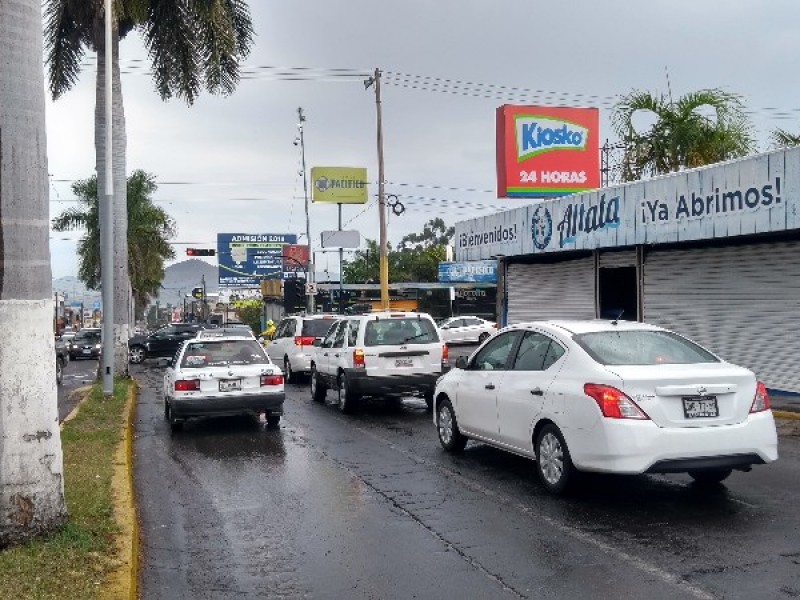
[201,274,207,323]
[298,107,315,314]
[366,68,389,310]
[100,0,115,394]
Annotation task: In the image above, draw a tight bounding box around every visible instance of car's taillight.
[584,383,649,420]
[441,344,449,365]
[175,379,200,392]
[750,381,770,413]
[492,323,498,328]
[294,336,316,346]
[261,374,284,386]
[353,348,365,368]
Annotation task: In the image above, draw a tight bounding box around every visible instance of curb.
[774,410,800,420]
[59,385,94,428]
[102,381,139,600]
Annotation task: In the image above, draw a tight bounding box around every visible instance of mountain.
[52,275,101,308]
[156,259,219,308]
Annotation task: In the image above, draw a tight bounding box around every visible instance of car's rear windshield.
[364,317,439,346]
[302,318,337,338]
[574,330,719,366]
[180,340,269,368]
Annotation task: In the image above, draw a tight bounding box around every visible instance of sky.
[46,0,800,281]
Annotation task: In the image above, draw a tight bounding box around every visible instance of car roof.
[507,319,667,336]
[194,330,255,340]
[362,311,434,319]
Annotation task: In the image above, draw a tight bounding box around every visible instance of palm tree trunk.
[94,21,129,376]
[0,0,68,546]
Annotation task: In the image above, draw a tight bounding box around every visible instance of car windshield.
[574,330,719,366]
[302,318,337,338]
[364,318,439,346]
[74,331,101,342]
[180,340,269,368]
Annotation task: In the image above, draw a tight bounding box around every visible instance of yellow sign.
[311,167,368,204]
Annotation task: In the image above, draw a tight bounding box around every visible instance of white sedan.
[433,320,778,494]
[438,316,497,344]
[162,331,285,432]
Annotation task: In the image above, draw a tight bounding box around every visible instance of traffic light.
[191,287,204,299]
[186,248,216,256]
[283,278,305,313]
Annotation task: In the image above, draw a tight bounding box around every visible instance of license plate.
[219,379,242,392]
[395,358,414,368]
[683,396,718,418]
[82,349,91,355]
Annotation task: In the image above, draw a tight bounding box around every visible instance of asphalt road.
[57,356,98,422]
[132,350,800,600]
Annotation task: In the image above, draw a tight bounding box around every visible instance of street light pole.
[298,107,315,314]
[366,68,389,310]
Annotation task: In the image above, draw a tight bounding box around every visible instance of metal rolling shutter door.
[506,258,596,324]
[643,240,800,393]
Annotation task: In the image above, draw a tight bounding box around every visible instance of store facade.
[455,147,800,393]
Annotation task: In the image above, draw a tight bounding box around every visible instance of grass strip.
[0,379,131,600]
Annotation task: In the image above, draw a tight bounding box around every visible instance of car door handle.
[334,354,340,358]
[323,353,329,357]
[530,388,544,396]
[485,383,495,390]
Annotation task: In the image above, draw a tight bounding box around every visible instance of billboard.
[311,167,368,204]
[496,105,600,199]
[217,233,298,287]
[282,244,310,275]
[438,261,497,283]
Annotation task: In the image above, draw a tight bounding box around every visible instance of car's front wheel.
[478,332,490,344]
[284,358,295,384]
[129,345,146,364]
[437,398,467,452]
[267,415,281,428]
[689,469,732,485]
[535,424,577,495]
[311,366,327,403]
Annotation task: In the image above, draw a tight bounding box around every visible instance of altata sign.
[496,105,600,198]
[458,147,800,260]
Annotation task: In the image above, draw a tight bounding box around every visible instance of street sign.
[320,230,360,248]
[305,282,318,295]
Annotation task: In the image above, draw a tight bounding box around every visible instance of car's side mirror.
[455,356,468,370]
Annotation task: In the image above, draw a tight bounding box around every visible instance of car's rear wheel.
[424,391,434,411]
[56,357,64,385]
[284,358,295,384]
[478,332,490,343]
[437,398,467,452]
[267,415,281,428]
[129,345,146,364]
[689,468,732,485]
[535,424,577,495]
[165,402,183,432]
[311,366,327,403]
[338,374,360,414]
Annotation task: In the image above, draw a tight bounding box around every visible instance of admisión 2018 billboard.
[217,233,298,287]
[496,105,600,199]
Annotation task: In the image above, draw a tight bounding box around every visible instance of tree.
[0,0,68,545]
[771,128,800,148]
[612,89,755,182]
[232,298,262,334]
[44,0,255,373]
[52,171,176,320]
[398,218,454,250]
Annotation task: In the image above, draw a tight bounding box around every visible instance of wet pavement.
[132,357,800,600]
[57,357,98,422]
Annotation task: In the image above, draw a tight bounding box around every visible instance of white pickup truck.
[308,311,449,414]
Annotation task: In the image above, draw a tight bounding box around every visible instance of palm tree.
[0,0,68,546]
[52,171,177,320]
[771,128,800,148]
[44,0,254,373]
[612,89,755,182]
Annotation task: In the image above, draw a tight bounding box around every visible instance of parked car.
[309,311,448,413]
[266,314,339,382]
[55,337,69,384]
[433,319,778,495]
[128,323,204,364]
[161,329,284,432]
[69,328,102,360]
[59,332,77,358]
[438,316,497,344]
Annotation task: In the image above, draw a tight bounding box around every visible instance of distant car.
[55,337,69,384]
[128,323,204,364]
[438,316,497,344]
[433,319,778,495]
[309,311,448,413]
[162,330,284,432]
[60,332,77,357]
[266,314,340,382]
[69,329,102,360]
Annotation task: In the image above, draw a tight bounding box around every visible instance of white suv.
[266,314,339,382]
[309,311,448,413]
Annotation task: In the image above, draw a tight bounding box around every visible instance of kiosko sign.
[496,105,600,198]
[311,167,368,204]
